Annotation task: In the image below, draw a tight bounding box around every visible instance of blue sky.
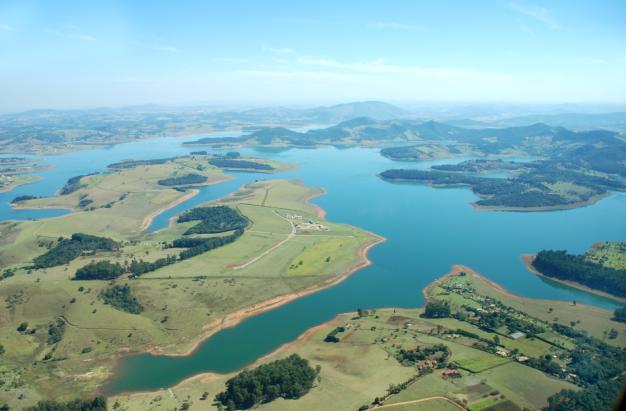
[1,0,625,109]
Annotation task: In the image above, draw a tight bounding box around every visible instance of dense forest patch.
[74,260,125,280]
[25,396,107,411]
[100,284,143,314]
[208,157,274,171]
[157,173,207,186]
[59,173,98,195]
[107,157,178,169]
[33,233,119,268]
[215,354,318,409]
[532,249,626,298]
[177,205,248,234]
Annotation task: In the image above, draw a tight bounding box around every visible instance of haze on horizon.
[1,0,625,110]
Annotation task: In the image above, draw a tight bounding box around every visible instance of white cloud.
[0,24,12,31]
[262,45,296,55]
[509,2,560,29]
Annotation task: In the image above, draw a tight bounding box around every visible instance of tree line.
[24,396,106,411]
[73,229,244,280]
[208,158,274,171]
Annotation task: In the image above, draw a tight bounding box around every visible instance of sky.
[0,0,625,110]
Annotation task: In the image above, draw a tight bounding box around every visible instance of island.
[0,154,380,410]
[108,266,626,411]
[378,165,623,211]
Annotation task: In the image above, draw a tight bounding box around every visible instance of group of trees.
[131,228,244,275]
[396,343,450,367]
[128,255,178,276]
[215,354,318,410]
[33,233,119,269]
[208,157,273,171]
[25,396,106,411]
[177,205,248,234]
[47,319,66,345]
[100,284,143,314]
[157,173,207,186]
[177,229,243,260]
[71,219,245,279]
[432,159,524,173]
[59,173,98,195]
[107,157,177,169]
[545,376,624,411]
[323,326,345,343]
[423,301,450,318]
[532,250,626,297]
[613,307,626,323]
[11,194,39,203]
[74,260,125,280]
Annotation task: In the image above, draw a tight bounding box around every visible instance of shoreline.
[379,175,611,213]
[472,192,611,213]
[302,187,327,219]
[139,175,234,232]
[443,263,617,314]
[145,231,385,358]
[106,234,384,395]
[139,189,198,232]
[0,175,43,194]
[522,254,626,304]
[11,202,76,212]
[109,262,614,400]
[104,188,386,393]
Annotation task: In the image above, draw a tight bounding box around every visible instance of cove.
[102,146,626,394]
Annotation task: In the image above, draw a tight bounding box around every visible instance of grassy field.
[584,241,626,269]
[109,266,599,411]
[0,157,378,409]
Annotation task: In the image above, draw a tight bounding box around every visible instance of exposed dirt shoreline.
[522,254,626,304]
[110,263,617,401]
[0,175,43,193]
[146,231,385,357]
[139,175,234,232]
[473,192,611,212]
[104,188,386,395]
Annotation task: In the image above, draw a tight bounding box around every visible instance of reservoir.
[2,136,625,393]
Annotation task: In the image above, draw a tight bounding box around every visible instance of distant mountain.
[307,101,410,122]
[189,118,611,148]
[471,112,626,132]
[221,101,409,125]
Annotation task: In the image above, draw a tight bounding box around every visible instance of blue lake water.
[2,137,625,393]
